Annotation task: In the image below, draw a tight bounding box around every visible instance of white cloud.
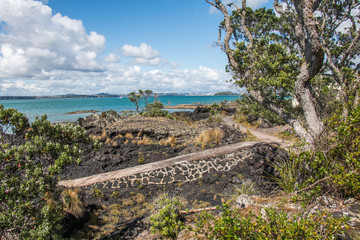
[104,53,121,63]
[0,0,106,78]
[122,43,159,59]
[121,43,164,66]
[0,65,234,95]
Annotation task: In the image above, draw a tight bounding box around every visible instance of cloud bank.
[0,0,234,95]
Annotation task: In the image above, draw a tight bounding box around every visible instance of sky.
[0,0,273,96]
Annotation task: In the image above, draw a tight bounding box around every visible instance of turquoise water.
[0,95,239,123]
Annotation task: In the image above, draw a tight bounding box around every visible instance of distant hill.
[214,91,239,96]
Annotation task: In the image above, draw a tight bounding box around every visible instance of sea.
[0,95,240,123]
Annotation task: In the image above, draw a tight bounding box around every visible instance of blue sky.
[0,0,272,95]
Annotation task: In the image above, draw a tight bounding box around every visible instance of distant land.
[213,91,239,96]
[0,92,239,100]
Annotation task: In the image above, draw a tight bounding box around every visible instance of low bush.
[268,156,300,194]
[150,193,184,239]
[294,105,360,201]
[191,204,348,239]
[141,101,168,117]
[0,105,97,239]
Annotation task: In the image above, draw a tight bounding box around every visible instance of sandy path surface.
[222,116,294,149]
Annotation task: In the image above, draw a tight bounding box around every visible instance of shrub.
[295,105,360,200]
[138,152,146,164]
[142,101,168,117]
[233,180,257,196]
[268,156,300,194]
[191,204,348,239]
[150,193,184,239]
[235,95,287,126]
[0,105,96,239]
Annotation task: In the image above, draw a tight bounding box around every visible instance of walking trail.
[222,116,294,149]
[59,116,292,188]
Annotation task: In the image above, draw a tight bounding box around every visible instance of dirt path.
[223,116,294,149]
[58,141,260,187]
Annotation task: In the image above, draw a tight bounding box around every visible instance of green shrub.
[150,193,184,239]
[295,104,360,200]
[235,95,287,126]
[141,101,168,117]
[191,204,348,239]
[0,105,97,239]
[267,156,300,194]
[138,152,146,164]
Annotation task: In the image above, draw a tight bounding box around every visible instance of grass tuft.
[61,188,84,218]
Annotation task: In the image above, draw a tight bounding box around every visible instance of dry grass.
[133,193,147,204]
[44,192,56,210]
[195,128,224,149]
[137,135,151,145]
[114,133,123,139]
[212,128,224,144]
[172,114,196,126]
[159,135,177,147]
[61,188,84,218]
[100,130,108,141]
[122,197,134,207]
[125,132,133,139]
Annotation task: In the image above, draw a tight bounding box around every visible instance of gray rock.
[236,194,255,208]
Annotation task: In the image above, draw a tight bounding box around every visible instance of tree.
[206,0,360,147]
[0,106,97,239]
[127,91,141,112]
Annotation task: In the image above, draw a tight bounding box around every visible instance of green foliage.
[234,95,287,126]
[138,152,146,164]
[207,103,223,123]
[0,105,96,239]
[227,8,300,105]
[192,204,348,239]
[233,180,257,196]
[127,89,155,113]
[141,101,168,118]
[92,186,104,199]
[150,193,184,239]
[127,90,168,117]
[267,157,300,194]
[296,104,360,200]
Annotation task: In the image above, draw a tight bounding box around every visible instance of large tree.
[206,0,360,147]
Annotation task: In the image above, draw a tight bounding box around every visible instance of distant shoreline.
[0,93,239,101]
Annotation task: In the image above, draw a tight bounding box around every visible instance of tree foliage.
[127,89,155,112]
[0,105,97,239]
[127,90,168,117]
[206,0,360,147]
